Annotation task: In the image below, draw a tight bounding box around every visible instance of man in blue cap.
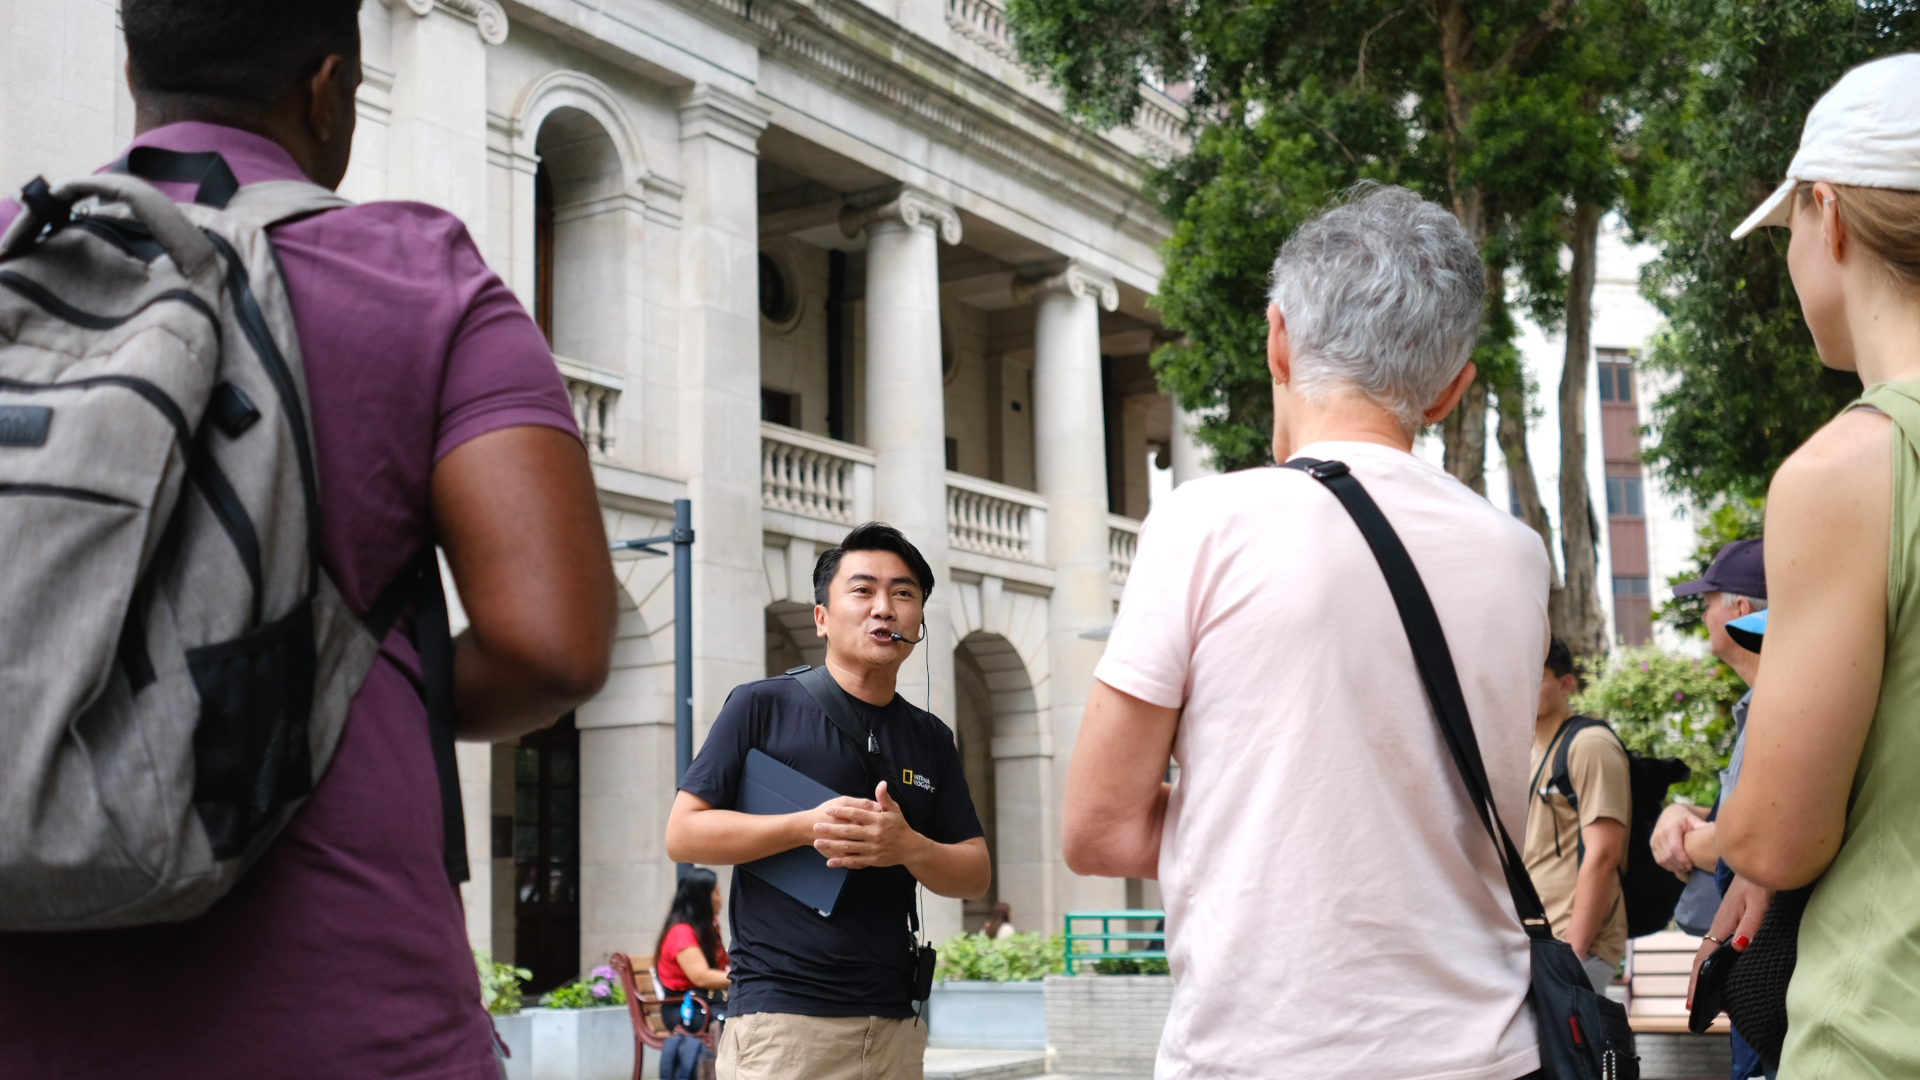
[1650,538,1772,1079]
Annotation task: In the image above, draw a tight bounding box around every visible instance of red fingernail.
[1733,935,1750,950]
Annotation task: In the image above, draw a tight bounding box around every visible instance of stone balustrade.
[761,423,876,526]
[947,472,1048,564]
[1108,514,1140,584]
[554,357,621,460]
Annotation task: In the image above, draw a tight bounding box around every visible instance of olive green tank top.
[1781,381,1920,1076]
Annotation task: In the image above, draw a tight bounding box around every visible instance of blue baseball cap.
[1727,609,1768,653]
[1673,538,1767,600]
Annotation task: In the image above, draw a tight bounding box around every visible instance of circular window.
[759,251,798,325]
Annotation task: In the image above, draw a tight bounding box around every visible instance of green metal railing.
[1062,909,1165,975]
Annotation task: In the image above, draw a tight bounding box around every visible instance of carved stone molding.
[839,186,963,245]
[676,85,772,155]
[401,0,508,45]
[1013,261,1119,311]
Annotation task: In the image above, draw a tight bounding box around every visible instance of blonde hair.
[1795,181,1920,289]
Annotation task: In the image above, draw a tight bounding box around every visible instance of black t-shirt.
[679,673,984,1018]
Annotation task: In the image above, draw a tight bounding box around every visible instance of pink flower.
[1673,691,1685,702]
[1640,662,1650,672]
[591,965,614,980]
[591,982,611,998]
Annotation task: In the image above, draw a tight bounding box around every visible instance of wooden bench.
[1626,931,1730,1035]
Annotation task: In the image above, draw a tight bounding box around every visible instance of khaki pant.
[717,1012,927,1080]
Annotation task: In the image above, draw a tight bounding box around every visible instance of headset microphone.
[888,630,925,644]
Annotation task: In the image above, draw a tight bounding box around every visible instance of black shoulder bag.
[1284,458,1637,1080]
[787,665,939,1011]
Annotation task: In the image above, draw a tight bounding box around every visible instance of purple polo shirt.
[0,123,579,1079]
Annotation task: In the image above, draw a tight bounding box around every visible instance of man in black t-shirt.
[667,523,989,1080]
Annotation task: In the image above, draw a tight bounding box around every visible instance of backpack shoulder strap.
[1281,457,1553,936]
[1548,716,1610,810]
[218,180,354,232]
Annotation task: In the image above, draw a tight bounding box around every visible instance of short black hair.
[124,0,363,107]
[812,522,935,606]
[1545,636,1576,681]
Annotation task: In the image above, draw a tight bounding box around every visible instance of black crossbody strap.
[790,666,914,828]
[1283,458,1551,933]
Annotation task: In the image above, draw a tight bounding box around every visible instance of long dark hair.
[653,868,723,970]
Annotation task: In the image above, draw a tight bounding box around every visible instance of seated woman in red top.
[654,868,730,995]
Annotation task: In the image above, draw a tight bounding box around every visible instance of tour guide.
[666,522,989,1080]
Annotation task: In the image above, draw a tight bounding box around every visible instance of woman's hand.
[1687,876,1774,1009]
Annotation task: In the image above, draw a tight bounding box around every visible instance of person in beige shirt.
[1525,636,1632,994]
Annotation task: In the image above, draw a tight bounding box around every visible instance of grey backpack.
[0,149,464,931]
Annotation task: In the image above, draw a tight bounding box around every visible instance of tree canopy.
[1635,1,1920,502]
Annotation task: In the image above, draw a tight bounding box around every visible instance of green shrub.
[935,931,1066,982]
[1573,646,1746,806]
[1090,956,1170,975]
[539,965,627,1009]
[474,950,532,1016]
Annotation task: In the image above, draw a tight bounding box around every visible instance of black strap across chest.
[788,665,917,831]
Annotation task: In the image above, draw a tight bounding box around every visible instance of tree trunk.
[1496,372,1554,562]
[1443,377,1489,495]
[1552,201,1609,657]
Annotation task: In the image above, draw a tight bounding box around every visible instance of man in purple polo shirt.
[0,2,618,1077]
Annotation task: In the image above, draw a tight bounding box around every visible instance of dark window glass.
[759,252,791,322]
[1616,365,1633,404]
[1606,475,1645,518]
[1598,365,1615,401]
[1624,477,1643,517]
[1613,576,1650,597]
[760,387,795,427]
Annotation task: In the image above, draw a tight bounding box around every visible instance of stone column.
[1018,262,1125,918]
[1170,401,1218,487]
[842,187,964,942]
[675,83,770,771]
[385,0,505,243]
[839,187,961,725]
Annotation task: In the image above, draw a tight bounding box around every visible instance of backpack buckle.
[1307,460,1350,480]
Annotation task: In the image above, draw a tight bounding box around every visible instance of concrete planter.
[491,1006,641,1080]
[1045,974,1173,1076]
[926,980,1047,1050]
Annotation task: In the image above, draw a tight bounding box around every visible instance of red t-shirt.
[657,922,729,992]
[0,123,578,1080]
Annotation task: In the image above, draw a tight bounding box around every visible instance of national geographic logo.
[901,769,934,794]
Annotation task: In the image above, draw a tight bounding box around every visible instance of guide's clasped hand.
[812,781,919,869]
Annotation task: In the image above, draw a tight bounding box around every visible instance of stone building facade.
[0,0,1207,985]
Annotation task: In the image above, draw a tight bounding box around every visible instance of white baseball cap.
[1731,52,1920,239]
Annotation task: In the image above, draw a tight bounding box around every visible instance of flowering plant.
[1572,646,1746,805]
[539,965,627,1009]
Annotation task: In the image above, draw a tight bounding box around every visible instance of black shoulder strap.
[788,666,917,829]
[111,147,240,209]
[1549,716,1609,809]
[1282,458,1553,936]
[365,546,469,886]
[791,665,886,784]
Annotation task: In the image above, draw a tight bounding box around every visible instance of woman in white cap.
[1716,53,1920,1076]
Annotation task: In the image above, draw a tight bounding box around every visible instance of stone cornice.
[652,0,1171,242]
[839,185,963,245]
[1013,261,1119,311]
[402,0,509,44]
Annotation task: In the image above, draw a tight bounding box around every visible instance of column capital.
[839,185,962,245]
[676,85,772,155]
[400,0,508,45]
[1013,261,1119,312]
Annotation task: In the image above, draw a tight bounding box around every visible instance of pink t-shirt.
[0,124,578,1079]
[1095,442,1550,1080]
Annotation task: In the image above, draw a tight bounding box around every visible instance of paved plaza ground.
[924,1048,1146,1080]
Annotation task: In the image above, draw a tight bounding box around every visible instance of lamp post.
[609,498,695,876]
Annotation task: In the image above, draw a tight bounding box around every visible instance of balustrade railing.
[762,424,874,526]
[1108,515,1140,584]
[555,357,621,460]
[947,473,1047,564]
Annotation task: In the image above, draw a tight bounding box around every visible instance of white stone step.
[923,1048,1049,1080]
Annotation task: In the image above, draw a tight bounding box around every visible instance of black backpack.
[1539,716,1691,938]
